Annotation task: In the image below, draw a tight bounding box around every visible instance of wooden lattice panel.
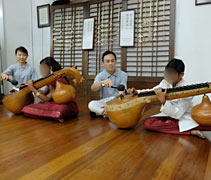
[126,0,171,77]
[52,6,84,73]
[51,0,175,81]
[88,0,123,76]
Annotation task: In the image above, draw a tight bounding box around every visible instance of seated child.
[128,58,211,138]
[22,57,79,122]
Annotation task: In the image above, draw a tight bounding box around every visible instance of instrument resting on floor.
[191,95,211,126]
[106,82,211,128]
[2,66,84,114]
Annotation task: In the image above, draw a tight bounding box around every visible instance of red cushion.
[22,101,78,120]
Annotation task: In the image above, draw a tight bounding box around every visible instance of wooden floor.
[0,97,211,180]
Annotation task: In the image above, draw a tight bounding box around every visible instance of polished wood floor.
[0,97,211,180]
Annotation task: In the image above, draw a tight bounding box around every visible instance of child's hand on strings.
[19,83,26,88]
[26,80,34,89]
[127,88,138,95]
[154,88,167,105]
[54,74,63,80]
[101,105,107,116]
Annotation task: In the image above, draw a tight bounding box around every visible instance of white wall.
[3,0,33,66]
[175,0,211,104]
[0,0,5,75]
[31,0,54,77]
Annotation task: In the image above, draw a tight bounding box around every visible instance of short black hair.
[15,46,28,56]
[40,57,62,72]
[102,50,116,62]
[165,58,185,75]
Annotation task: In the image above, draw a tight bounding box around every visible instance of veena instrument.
[191,95,211,126]
[2,67,84,114]
[106,82,211,128]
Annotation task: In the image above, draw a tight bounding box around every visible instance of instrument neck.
[139,82,211,103]
[19,74,56,90]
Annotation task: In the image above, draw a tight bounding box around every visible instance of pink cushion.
[22,101,78,119]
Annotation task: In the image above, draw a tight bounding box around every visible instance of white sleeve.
[160,97,193,119]
[137,79,168,94]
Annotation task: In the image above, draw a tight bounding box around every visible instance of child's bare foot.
[190,130,205,139]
